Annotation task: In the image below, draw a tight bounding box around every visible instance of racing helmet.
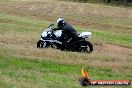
[57,18,65,28]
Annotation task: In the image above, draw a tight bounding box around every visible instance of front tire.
[37,40,45,48]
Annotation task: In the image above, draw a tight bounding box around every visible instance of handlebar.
[48,24,54,28]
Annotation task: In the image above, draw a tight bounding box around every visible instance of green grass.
[0,13,49,33]
[91,29,132,47]
[0,55,131,88]
[76,26,132,48]
[76,15,132,28]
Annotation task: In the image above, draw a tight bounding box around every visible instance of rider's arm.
[53,28,60,31]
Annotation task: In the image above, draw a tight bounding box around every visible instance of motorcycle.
[37,24,93,53]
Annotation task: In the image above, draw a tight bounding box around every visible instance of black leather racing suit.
[54,22,79,49]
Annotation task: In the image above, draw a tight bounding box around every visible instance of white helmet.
[57,18,65,27]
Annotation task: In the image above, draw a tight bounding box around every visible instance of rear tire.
[76,40,93,53]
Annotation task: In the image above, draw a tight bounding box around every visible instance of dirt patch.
[101,43,132,55]
[93,42,132,55]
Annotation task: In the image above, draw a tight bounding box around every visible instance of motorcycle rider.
[54,18,79,50]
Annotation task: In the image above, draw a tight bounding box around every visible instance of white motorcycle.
[37,24,93,53]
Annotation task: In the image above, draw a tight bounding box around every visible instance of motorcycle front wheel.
[37,40,45,48]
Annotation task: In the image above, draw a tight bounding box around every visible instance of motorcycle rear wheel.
[75,40,93,53]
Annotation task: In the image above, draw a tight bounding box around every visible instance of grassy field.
[0,54,131,88]
[0,0,132,88]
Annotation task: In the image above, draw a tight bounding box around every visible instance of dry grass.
[0,0,132,35]
[11,0,132,19]
[0,0,132,72]
[0,41,132,74]
[0,0,131,64]
[0,0,132,87]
